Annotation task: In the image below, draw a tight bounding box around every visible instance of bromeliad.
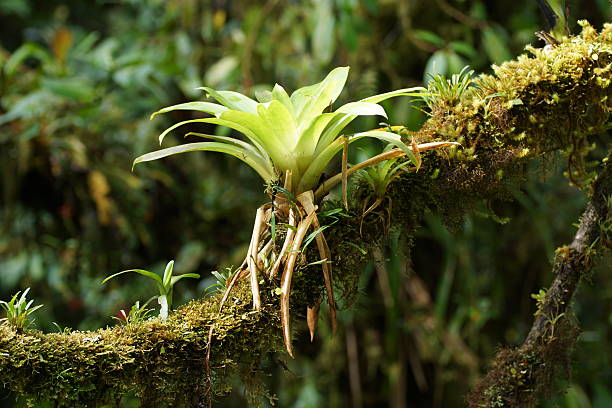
[135,67,457,356]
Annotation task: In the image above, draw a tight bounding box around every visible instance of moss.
[0,23,609,407]
[468,316,580,408]
[0,280,286,407]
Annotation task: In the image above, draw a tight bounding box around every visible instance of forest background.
[0,0,610,407]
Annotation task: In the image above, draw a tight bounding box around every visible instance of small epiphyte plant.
[103,260,200,321]
[417,66,475,111]
[112,299,155,325]
[137,67,457,356]
[0,288,43,330]
[357,143,419,222]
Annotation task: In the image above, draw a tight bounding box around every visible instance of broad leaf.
[361,87,425,104]
[271,84,295,119]
[291,67,349,125]
[299,131,417,192]
[295,113,340,172]
[185,132,270,160]
[218,110,292,173]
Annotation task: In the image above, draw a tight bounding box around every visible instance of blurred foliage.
[0,0,610,407]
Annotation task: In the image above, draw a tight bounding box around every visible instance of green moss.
[0,23,609,407]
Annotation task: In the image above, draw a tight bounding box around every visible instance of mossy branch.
[0,22,610,407]
[467,153,611,408]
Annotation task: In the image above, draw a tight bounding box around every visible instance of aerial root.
[298,191,337,336]
[307,299,321,342]
[280,205,317,357]
[211,184,340,359]
[247,205,270,311]
[269,208,296,278]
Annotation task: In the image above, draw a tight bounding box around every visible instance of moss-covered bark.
[0,22,610,407]
[467,152,611,408]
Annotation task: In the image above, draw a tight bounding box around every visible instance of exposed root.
[280,208,318,357]
[342,136,349,210]
[269,208,296,278]
[363,197,384,218]
[247,205,269,311]
[298,191,337,335]
[307,299,321,342]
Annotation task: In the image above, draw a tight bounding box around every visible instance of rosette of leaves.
[357,143,420,223]
[0,288,43,330]
[135,67,456,356]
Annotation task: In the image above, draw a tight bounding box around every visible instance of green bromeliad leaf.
[150,101,228,119]
[137,66,427,196]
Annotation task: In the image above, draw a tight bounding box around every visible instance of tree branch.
[468,153,611,407]
[0,22,610,407]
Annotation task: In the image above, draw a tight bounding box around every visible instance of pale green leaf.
[170,273,201,286]
[290,67,349,124]
[314,88,423,155]
[271,84,295,118]
[295,113,339,171]
[194,116,268,155]
[133,142,276,182]
[360,87,425,104]
[335,101,387,118]
[218,109,292,173]
[198,87,259,114]
[256,101,300,175]
[185,132,270,160]
[162,261,175,288]
[102,269,162,285]
[150,102,228,119]
[299,131,417,192]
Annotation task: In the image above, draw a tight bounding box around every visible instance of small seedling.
[112,299,155,325]
[357,143,418,218]
[103,260,199,321]
[417,66,475,110]
[0,288,43,330]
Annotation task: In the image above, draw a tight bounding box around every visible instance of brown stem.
[314,142,458,200]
